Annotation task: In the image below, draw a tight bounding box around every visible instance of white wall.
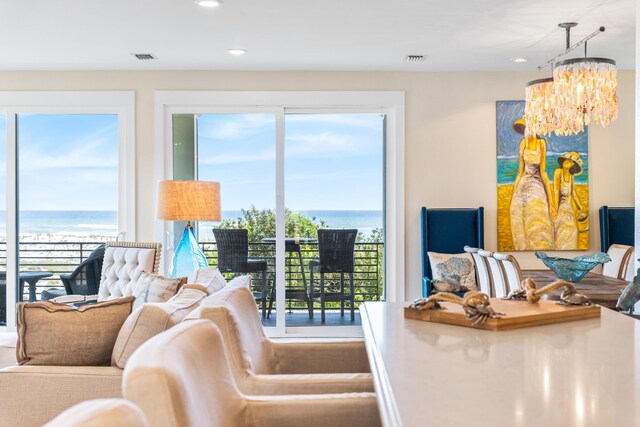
[636,0,640,273]
[0,70,634,301]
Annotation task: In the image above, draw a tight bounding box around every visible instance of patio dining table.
[0,270,54,323]
[261,238,318,304]
[0,271,54,302]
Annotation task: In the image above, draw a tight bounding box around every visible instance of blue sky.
[0,114,118,211]
[197,113,384,211]
[0,112,383,213]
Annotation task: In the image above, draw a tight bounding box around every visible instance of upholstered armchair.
[44,399,149,427]
[421,206,484,297]
[0,241,162,427]
[186,285,373,395]
[98,241,162,301]
[124,320,381,427]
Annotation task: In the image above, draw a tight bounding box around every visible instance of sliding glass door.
[172,113,279,326]
[168,108,387,334]
[283,113,384,328]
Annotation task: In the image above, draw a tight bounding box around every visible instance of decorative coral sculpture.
[504,278,592,306]
[411,291,504,325]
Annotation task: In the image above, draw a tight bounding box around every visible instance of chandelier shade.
[552,57,618,135]
[524,77,557,138]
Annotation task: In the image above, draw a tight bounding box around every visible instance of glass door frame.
[0,91,136,331]
[155,91,405,337]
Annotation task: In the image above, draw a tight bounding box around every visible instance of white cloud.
[199,149,275,165]
[197,114,274,140]
[285,114,383,130]
[19,121,118,171]
[285,132,379,157]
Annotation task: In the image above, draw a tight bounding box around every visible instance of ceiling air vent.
[131,53,157,61]
[404,54,425,63]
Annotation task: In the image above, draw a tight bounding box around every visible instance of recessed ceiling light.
[195,0,223,7]
[227,49,247,55]
[511,58,528,63]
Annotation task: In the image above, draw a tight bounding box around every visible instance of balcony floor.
[261,310,361,327]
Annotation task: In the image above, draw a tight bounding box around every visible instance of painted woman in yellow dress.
[509,118,555,250]
[551,152,586,250]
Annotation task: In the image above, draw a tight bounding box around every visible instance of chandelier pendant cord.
[538,25,605,71]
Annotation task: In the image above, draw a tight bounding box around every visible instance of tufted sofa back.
[98,242,162,302]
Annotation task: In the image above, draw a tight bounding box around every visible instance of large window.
[158,91,404,337]
[0,92,135,330]
[16,114,119,303]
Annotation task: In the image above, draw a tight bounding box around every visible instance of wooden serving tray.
[404,298,601,331]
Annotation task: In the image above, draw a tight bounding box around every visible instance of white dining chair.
[493,252,523,293]
[464,246,492,296]
[624,258,637,282]
[478,250,508,298]
[603,244,634,280]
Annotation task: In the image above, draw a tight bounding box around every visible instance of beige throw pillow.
[132,271,186,310]
[16,296,135,366]
[428,252,478,293]
[188,267,226,295]
[227,275,252,289]
[111,287,208,368]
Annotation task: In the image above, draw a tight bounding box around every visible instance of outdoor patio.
[0,240,383,327]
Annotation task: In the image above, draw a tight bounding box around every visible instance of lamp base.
[169,226,208,278]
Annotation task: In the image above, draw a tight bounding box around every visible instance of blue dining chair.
[599,206,635,252]
[421,207,484,297]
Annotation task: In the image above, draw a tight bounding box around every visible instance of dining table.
[0,270,54,303]
[260,237,318,290]
[522,269,629,310]
[361,301,640,427]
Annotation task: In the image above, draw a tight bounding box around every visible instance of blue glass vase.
[535,251,611,282]
[169,225,208,278]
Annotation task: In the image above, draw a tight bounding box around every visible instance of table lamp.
[156,180,221,278]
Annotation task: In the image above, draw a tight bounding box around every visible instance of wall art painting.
[497,100,589,251]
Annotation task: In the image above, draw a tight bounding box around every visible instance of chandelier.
[524,23,618,137]
[524,77,556,138]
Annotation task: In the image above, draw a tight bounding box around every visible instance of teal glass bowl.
[535,252,611,282]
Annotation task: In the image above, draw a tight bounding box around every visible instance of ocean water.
[0,210,118,237]
[0,210,383,238]
[497,154,589,185]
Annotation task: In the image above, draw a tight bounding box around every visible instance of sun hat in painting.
[513,117,526,135]
[557,151,583,175]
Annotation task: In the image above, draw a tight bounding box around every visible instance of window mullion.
[6,112,17,331]
[275,107,286,335]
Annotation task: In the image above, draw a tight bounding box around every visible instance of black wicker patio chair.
[212,228,271,318]
[308,229,358,322]
[41,244,106,300]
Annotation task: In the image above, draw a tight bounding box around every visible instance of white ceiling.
[0,0,635,71]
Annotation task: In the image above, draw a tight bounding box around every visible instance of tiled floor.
[261,310,361,327]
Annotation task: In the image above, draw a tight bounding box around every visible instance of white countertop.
[361,302,640,427]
